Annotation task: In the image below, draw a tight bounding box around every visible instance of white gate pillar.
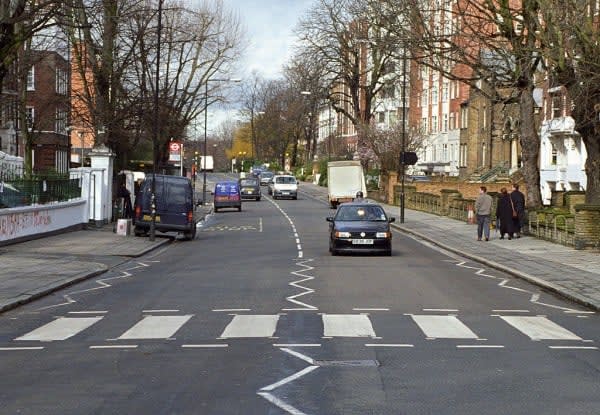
[89,144,115,225]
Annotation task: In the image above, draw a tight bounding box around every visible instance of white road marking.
[219,315,279,338]
[212,308,251,312]
[411,315,478,339]
[257,392,310,415]
[322,314,377,338]
[548,346,598,350]
[365,344,413,348]
[565,310,595,314]
[0,347,44,351]
[280,348,316,365]
[68,311,108,315]
[90,345,138,349]
[260,365,319,392]
[259,218,263,232]
[500,316,582,340]
[117,315,193,340]
[15,317,103,341]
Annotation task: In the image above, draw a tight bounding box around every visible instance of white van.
[269,175,298,200]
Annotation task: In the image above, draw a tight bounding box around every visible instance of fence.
[0,178,81,209]
[528,211,576,247]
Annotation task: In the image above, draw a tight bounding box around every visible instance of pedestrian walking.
[475,186,493,241]
[496,187,516,240]
[510,183,526,238]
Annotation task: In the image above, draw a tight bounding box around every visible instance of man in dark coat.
[510,183,526,238]
[496,187,516,239]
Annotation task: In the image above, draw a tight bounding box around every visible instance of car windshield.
[335,205,387,221]
[240,179,258,186]
[275,176,296,184]
[261,172,273,178]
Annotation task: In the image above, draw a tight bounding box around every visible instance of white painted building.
[539,116,587,205]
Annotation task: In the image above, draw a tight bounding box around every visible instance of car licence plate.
[352,239,373,245]
[142,214,160,222]
[282,191,289,195]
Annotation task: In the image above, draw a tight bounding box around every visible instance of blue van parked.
[213,181,242,212]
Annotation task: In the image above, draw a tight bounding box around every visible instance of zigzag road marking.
[34,259,158,312]
[283,259,317,311]
[447,260,587,313]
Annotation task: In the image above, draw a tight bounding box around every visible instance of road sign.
[169,142,182,162]
[400,151,418,165]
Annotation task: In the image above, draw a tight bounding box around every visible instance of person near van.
[510,183,526,238]
[496,187,516,240]
[475,186,493,241]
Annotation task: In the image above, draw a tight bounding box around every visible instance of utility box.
[116,219,132,236]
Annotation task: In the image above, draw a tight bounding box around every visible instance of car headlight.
[335,231,351,238]
[376,232,390,238]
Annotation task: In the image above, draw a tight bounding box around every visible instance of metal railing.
[528,212,576,247]
[0,178,82,209]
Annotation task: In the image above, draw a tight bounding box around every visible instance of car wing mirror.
[326,217,334,222]
[388,217,396,223]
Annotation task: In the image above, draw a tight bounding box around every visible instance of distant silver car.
[270,174,298,200]
[259,171,274,186]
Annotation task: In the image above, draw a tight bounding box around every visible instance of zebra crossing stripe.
[322,314,377,338]
[219,315,280,338]
[499,316,582,341]
[117,315,193,340]
[411,315,478,339]
[15,317,103,341]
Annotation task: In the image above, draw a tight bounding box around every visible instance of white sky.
[224,0,314,79]
[205,0,314,131]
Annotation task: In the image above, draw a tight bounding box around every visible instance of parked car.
[213,181,242,212]
[133,174,196,240]
[270,174,298,200]
[259,171,274,186]
[239,177,261,201]
[326,201,394,256]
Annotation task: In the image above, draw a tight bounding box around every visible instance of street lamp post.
[400,46,408,224]
[150,0,163,241]
[193,150,198,190]
[202,77,241,204]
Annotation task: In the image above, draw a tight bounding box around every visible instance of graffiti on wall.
[0,210,52,239]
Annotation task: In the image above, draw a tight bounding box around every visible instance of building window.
[421,117,428,134]
[26,107,35,128]
[55,109,68,133]
[56,68,68,95]
[389,110,397,125]
[443,144,448,161]
[551,144,558,165]
[551,94,562,118]
[449,112,456,130]
[421,89,428,107]
[431,115,438,133]
[443,113,449,132]
[431,85,438,104]
[442,82,449,102]
[377,112,385,123]
[27,67,35,91]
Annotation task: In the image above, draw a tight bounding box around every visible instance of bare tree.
[295,0,401,131]
[381,0,545,208]
[540,0,600,204]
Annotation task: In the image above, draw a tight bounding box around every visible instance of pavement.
[0,183,598,314]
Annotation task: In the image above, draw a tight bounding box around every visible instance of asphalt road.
[0,174,598,414]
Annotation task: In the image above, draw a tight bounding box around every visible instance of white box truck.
[200,156,214,172]
[327,160,367,208]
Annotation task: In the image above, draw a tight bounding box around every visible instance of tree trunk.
[519,87,543,208]
[582,132,600,204]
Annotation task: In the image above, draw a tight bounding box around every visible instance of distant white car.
[270,175,298,200]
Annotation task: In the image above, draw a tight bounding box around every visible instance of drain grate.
[315,359,379,367]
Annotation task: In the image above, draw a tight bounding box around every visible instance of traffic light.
[400,151,418,165]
